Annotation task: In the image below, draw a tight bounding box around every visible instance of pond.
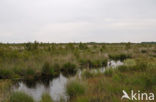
[12,60,123,102]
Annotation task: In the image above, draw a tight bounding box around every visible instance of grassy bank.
[70,58,156,102]
[0,42,156,102]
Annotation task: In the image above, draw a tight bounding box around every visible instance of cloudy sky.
[0,0,156,43]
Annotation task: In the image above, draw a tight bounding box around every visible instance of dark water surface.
[12,60,123,102]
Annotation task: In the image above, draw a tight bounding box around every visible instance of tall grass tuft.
[61,62,77,75]
[109,53,131,61]
[0,68,13,79]
[10,91,34,102]
[41,62,54,77]
[24,68,36,81]
[104,68,113,77]
[82,70,94,79]
[40,93,53,102]
[66,80,86,98]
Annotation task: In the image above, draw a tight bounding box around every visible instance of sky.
[0,0,156,43]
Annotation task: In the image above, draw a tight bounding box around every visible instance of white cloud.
[0,0,156,43]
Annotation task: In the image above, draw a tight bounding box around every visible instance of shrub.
[66,80,86,98]
[40,93,53,102]
[10,91,34,102]
[61,62,77,75]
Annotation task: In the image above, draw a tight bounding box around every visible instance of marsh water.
[12,60,123,102]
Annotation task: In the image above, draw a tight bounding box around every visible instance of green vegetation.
[109,53,131,61]
[10,91,34,102]
[82,70,95,78]
[61,62,77,76]
[40,93,53,102]
[0,42,156,102]
[104,68,113,77]
[66,80,86,98]
[70,59,156,102]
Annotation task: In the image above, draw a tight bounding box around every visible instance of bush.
[10,91,34,102]
[61,62,77,75]
[66,80,86,98]
[40,93,53,102]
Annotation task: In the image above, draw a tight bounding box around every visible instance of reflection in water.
[12,60,123,102]
[13,74,69,102]
[79,60,123,75]
[107,60,123,68]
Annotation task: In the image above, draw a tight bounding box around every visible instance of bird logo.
[121,90,131,100]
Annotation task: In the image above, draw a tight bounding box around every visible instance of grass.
[0,80,12,102]
[61,62,77,76]
[104,68,114,77]
[0,68,13,79]
[0,43,155,102]
[66,80,86,98]
[82,70,94,79]
[70,59,156,102]
[10,91,34,102]
[109,53,131,61]
[41,62,55,77]
[40,93,53,102]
